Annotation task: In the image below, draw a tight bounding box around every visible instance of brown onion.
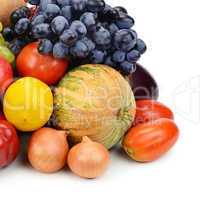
[67,136,110,179]
[28,127,69,173]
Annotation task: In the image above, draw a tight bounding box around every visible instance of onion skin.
[67,137,110,179]
[28,128,69,173]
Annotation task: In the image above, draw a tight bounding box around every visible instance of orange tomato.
[122,118,179,162]
[134,100,174,125]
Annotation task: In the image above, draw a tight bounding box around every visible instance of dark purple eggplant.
[128,63,159,100]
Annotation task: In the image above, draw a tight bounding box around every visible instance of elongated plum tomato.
[122,118,179,162]
[16,42,68,85]
[134,100,174,125]
[0,120,20,168]
[0,57,13,96]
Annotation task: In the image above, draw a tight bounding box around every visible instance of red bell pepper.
[0,120,20,168]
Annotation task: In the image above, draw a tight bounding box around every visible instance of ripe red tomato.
[0,120,20,168]
[134,100,174,125]
[0,57,13,95]
[122,118,179,162]
[16,42,69,85]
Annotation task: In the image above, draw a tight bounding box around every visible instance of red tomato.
[0,120,20,168]
[16,42,69,85]
[0,57,13,95]
[134,100,174,125]
[122,118,179,162]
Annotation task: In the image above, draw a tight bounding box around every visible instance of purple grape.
[112,50,125,63]
[120,61,136,75]
[6,0,147,76]
[38,39,53,54]
[51,16,69,35]
[100,5,119,21]
[28,0,40,5]
[114,6,128,14]
[9,38,27,55]
[92,26,111,46]
[32,23,52,39]
[86,0,105,12]
[135,39,147,54]
[2,27,15,42]
[90,49,106,63]
[53,42,69,58]
[116,16,134,29]
[44,4,61,21]
[107,23,119,35]
[60,29,78,46]
[114,29,137,52]
[10,6,31,24]
[61,6,72,21]
[31,15,45,27]
[80,12,96,28]
[70,40,89,58]
[80,37,95,51]
[40,0,57,10]
[56,0,71,6]
[14,18,30,35]
[127,50,140,62]
[70,20,87,39]
[71,0,87,11]
[105,56,115,66]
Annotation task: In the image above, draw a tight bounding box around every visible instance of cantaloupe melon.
[54,64,136,149]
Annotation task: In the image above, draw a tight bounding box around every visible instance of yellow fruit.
[3,77,53,132]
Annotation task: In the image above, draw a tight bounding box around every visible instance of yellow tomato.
[3,77,53,132]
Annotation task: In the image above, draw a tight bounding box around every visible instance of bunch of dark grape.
[3,0,146,75]
[2,6,34,54]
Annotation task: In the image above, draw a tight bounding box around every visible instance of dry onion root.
[67,136,110,179]
[28,127,69,173]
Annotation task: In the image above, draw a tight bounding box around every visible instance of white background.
[1,0,200,199]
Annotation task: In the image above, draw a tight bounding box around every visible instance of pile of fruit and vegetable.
[0,0,179,179]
